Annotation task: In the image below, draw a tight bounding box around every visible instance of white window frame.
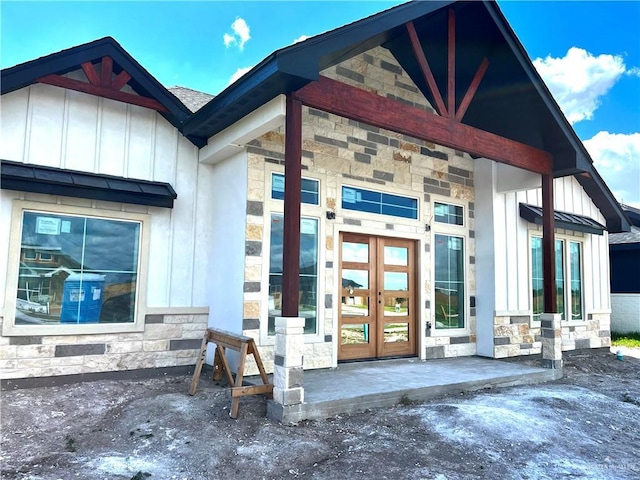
[430,196,469,336]
[3,200,150,336]
[529,231,585,324]
[261,165,326,345]
[433,201,465,227]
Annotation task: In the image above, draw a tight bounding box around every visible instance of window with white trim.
[434,202,464,226]
[9,206,144,329]
[271,172,319,205]
[267,214,319,335]
[530,236,583,321]
[434,234,465,329]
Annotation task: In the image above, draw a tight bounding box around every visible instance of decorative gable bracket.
[37,56,168,113]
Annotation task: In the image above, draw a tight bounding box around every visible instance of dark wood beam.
[281,93,302,317]
[100,56,113,87]
[37,74,169,113]
[81,61,100,86]
[542,173,557,313]
[406,21,448,117]
[455,58,489,122]
[295,76,552,174]
[111,70,132,91]
[447,9,456,117]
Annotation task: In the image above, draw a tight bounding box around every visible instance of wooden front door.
[338,233,417,361]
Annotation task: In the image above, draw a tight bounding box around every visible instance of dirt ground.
[1,348,639,480]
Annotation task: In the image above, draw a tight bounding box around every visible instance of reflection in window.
[341,324,370,344]
[434,234,464,329]
[384,246,408,266]
[384,323,409,342]
[268,214,318,334]
[342,242,369,263]
[341,296,369,317]
[570,242,583,320]
[271,173,319,205]
[434,202,464,226]
[384,272,408,291]
[555,240,565,320]
[530,237,583,322]
[15,211,140,326]
[342,269,368,290]
[531,237,543,321]
[342,186,418,219]
[383,296,408,316]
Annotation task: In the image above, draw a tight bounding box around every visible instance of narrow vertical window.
[268,214,318,335]
[531,237,543,321]
[434,234,464,329]
[569,242,583,320]
[555,239,565,320]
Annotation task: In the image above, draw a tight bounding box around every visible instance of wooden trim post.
[282,93,302,317]
[542,173,557,313]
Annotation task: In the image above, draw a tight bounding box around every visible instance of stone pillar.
[540,313,562,369]
[273,316,305,406]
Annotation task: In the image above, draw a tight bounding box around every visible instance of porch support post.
[541,173,562,370]
[267,316,305,421]
[282,93,302,317]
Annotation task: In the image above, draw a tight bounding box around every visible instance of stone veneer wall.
[0,313,207,382]
[240,46,477,372]
[493,313,611,358]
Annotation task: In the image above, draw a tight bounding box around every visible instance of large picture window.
[15,210,141,326]
[530,236,583,321]
[434,234,465,329]
[268,214,318,335]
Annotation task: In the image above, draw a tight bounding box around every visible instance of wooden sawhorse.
[189,328,273,418]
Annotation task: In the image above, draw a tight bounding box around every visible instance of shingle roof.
[610,227,640,245]
[168,86,215,113]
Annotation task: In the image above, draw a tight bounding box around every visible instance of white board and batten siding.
[0,83,216,311]
[492,175,610,315]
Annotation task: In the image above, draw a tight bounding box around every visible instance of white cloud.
[292,35,310,45]
[228,66,253,85]
[584,131,640,207]
[223,17,251,50]
[223,33,235,48]
[626,66,640,77]
[533,47,627,125]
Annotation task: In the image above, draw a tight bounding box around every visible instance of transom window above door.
[341,186,418,220]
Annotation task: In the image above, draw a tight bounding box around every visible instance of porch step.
[266,357,561,423]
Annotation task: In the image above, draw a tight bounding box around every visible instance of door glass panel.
[341,296,369,316]
[384,272,408,291]
[384,246,408,266]
[383,295,409,316]
[341,324,371,344]
[342,269,368,290]
[342,242,369,263]
[384,322,409,343]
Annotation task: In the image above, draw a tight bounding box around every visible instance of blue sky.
[2,1,639,207]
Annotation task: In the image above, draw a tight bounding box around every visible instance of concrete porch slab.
[266,356,561,423]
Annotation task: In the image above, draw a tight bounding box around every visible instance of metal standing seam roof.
[518,203,606,235]
[1,160,177,208]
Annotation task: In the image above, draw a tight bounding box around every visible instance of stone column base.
[540,313,562,370]
[272,316,305,407]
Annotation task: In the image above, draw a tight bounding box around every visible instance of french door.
[338,233,417,360]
